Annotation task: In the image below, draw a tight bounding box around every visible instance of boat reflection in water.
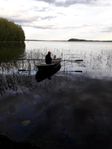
[35,59,61,82]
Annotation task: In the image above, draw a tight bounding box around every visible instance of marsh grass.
[1,46,112,96]
[0,49,68,96]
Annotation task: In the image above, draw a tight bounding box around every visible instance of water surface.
[25,41,112,79]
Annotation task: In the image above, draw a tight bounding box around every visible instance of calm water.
[25,41,112,79]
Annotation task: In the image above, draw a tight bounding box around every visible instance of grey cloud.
[8,14,57,27]
[12,18,33,24]
[34,0,97,7]
[27,24,90,30]
[32,6,49,12]
[101,27,112,33]
[23,24,56,29]
[59,24,91,29]
[40,16,57,20]
[9,15,37,26]
[21,21,91,30]
[0,16,31,25]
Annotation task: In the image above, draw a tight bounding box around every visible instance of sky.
[0,0,112,40]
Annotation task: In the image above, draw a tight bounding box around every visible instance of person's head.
[48,51,51,55]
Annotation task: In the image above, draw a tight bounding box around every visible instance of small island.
[68,38,87,42]
[68,38,112,42]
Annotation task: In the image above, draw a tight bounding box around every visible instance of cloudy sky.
[0,0,112,40]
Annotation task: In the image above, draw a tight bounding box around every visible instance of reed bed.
[2,47,112,96]
[0,57,63,96]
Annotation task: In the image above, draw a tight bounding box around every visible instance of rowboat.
[35,59,61,82]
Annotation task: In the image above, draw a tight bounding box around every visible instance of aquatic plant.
[0,18,25,42]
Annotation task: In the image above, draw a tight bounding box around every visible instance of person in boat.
[45,51,52,80]
[45,51,52,64]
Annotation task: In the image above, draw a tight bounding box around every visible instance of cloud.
[34,0,97,7]
[10,15,56,25]
[32,6,49,12]
[24,24,55,29]
[101,27,112,33]
[23,23,91,30]
[11,17,36,24]
[39,16,57,20]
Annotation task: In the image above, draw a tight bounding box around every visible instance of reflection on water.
[0,42,25,62]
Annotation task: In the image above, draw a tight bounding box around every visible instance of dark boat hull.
[35,61,61,82]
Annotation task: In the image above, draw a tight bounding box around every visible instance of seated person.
[45,51,52,64]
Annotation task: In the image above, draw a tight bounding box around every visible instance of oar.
[63,59,83,63]
[75,70,83,72]
[75,59,83,62]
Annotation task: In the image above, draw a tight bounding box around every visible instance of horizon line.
[25,39,112,42]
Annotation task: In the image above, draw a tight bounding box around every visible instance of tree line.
[0,18,25,42]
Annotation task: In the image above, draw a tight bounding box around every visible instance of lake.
[25,41,112,79]
[1,41,112,79]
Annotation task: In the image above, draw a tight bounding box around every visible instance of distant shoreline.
[25,39,67,42]
[68,38,112,42]
[25,39,112,42]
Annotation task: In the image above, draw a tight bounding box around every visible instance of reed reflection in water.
[0,42,25,62]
